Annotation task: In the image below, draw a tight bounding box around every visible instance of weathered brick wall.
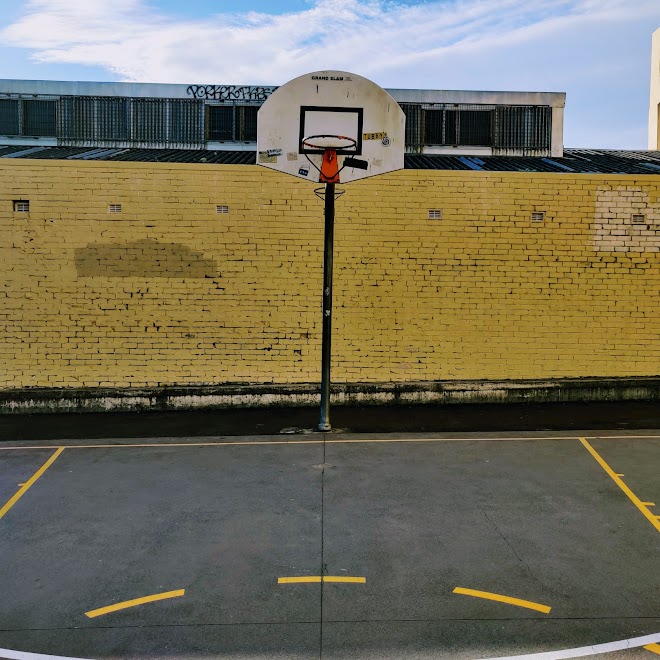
[1,159,658,388]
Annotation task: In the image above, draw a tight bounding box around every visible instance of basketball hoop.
[301,134,357,152]
[302,135,357,184]
[256,70,405,432]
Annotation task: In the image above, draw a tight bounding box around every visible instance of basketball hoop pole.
[318,181,335,432]
[256,72,406,431]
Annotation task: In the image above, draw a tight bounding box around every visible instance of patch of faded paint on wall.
[594,187,660,252]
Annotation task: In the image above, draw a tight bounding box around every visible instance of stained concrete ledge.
[1,377,658,414]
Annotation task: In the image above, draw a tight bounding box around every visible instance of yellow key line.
[278,576,366,584]
[645,643,660,655]
[0,447,65,520]
[579,438,660,534]
[1,434,660,451]
[85,589,185,618]
[453,587,551,614]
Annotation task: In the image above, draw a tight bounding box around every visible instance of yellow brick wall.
[0,159,658,388]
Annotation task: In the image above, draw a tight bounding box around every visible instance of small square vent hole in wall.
[531,211,545,222]
[13,200,29,212]
[632,214,646,224]
[108,204,122,214]
[216,205,229,214]
[428,209,442,220]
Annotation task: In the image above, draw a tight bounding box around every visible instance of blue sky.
[0,0,658,148]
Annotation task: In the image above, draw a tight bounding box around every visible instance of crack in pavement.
[481,509,559,598]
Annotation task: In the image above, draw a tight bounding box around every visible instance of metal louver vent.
[428,209,442,220]
[13,200,29,212]
[216,205,229,214]
[631,214,646,224]
[59,96,204,148]
[531,211,545,222]
[108,204,122,213]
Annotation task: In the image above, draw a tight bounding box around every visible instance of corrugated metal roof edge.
[2,145,660,174]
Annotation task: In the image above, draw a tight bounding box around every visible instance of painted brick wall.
[0,159,658,388]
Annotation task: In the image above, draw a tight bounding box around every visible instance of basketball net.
[319,149,340,184]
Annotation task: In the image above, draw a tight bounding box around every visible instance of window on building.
[0,100,20,135]
[60,97,97,141]
[99,98,129,141]
[132,99,167,143]
[207,105,259,142]
[170,100,204,145]
[241,106,258,142]
[13,200,30,212]
[445,110,458,145]
[208,106,234,141]
[494,106,551,150]
[424,110,443,144]
[23,100,57,137]
[459,110,492,146]
[424,108,492,147]
[0,99,57,138]
[59,97,130,143]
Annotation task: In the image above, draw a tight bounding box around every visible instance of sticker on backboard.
[363,132,387,141]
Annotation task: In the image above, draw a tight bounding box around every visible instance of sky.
[0,0,658,149]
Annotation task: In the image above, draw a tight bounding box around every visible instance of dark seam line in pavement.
[319,436,326,660]
[3,616,659,634]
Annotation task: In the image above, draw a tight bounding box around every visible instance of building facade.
[0,79,565,157]
[649,28,660,150]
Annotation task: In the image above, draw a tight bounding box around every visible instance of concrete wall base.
[1,378,658,414]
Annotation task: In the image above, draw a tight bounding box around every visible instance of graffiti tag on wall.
[186,85,277,102]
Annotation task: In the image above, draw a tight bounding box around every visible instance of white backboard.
[257,71,405,184]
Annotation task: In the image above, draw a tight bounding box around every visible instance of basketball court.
[0,430,659,659]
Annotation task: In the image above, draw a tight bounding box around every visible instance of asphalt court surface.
[0,432,659,659]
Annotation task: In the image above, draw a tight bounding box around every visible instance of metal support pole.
[318,182,335,432]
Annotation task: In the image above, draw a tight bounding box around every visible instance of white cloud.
[0,0,655,85]
[0,0,659,146]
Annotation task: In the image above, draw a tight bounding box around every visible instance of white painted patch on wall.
[593,186,659,252]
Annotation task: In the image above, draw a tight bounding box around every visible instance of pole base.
[317,422,332,432]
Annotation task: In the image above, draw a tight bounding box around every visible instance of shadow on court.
[0,400,658,441]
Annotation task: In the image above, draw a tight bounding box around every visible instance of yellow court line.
[322,576,366,583]
[645,643,660,655]
[278,576,366,584]
[85,589,185,618]
[0,447,65,520]
[279,576,322,584]
[0,436,585,450]
[453,587,551,614]
[0,440,324,450]
[1,434,659,452]
[579,438,660,534]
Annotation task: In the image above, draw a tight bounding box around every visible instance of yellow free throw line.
[453,587,551,614]
[85,589,185,618]
[278,576,366,584]
[645,643,660,655]
[579,438,660,534]
[0,447,65,520]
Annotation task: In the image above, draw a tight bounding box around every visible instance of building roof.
[0,78,566,107]
[2,145,660,174]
